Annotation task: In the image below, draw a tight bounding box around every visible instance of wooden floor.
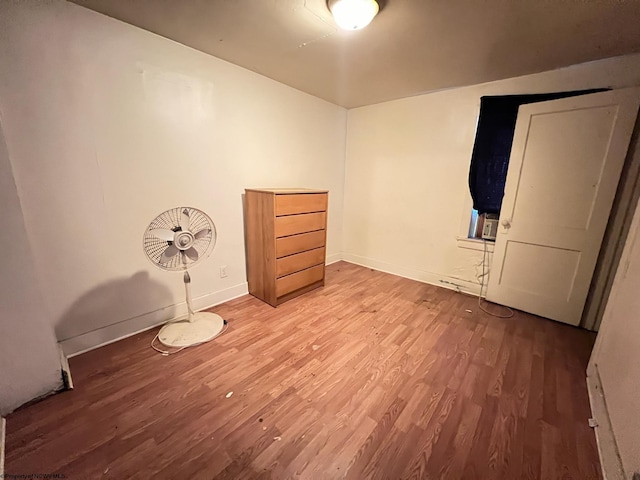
[7,262,600,479]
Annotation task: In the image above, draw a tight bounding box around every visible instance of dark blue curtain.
[468,89,607,215]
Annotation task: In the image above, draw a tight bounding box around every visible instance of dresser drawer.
[275,212,326,238]
[276,230,325,258]
[276,264,325,297]
[276,247,325,278]
[275,193,328,216]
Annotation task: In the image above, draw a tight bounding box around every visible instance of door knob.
[502,219,511,228]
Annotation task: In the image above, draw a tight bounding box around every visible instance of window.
[468,209,479,238]
[467,210,498,240]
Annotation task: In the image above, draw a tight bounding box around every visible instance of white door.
[487,88,640,326]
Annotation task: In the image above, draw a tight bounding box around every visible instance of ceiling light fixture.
[330,0,379,31]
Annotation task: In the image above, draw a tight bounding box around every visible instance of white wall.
[589,194,640,478]
[0,0,347,359]
[342,54,640,295]
[0,121,62,415]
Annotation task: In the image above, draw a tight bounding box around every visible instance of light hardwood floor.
[6,261,600,479]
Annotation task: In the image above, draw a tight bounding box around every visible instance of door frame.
[582,112,640,330]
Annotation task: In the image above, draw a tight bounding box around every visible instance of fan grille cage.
[143,207,216,271]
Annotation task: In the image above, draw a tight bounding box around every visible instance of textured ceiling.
[70,0,640,108]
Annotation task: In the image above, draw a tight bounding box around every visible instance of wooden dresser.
[244,188,328,306]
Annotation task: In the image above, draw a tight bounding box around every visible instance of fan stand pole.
[156,269,225,348]
[184,270,195,323]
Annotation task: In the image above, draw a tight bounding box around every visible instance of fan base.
[158,312,225,348]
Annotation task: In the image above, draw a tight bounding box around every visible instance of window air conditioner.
[482,214,499,241]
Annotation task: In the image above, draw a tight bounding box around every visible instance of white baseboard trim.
[61,282,248,358]
[1,417,5,477]
[586,366,625,480]
[341,253,481,296]
[326,253,343,265]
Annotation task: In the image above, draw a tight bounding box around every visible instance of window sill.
[456,237,495,252]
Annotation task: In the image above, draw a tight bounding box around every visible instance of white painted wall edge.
[57,344,73,390]
[326,253,343,265]
[61,282,249,357]
[0,417,5,478]
[586,365,625,480]
[341,253,481,296]
[456,237,495,253]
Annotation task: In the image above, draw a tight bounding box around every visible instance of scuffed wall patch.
[138,62,215,124]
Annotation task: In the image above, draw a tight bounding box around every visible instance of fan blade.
[184,247,199,262]
[194,228,211,239]
[159,244,179,264]
[180,209,191,231]
[149,228,175,241]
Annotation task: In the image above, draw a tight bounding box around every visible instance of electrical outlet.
[220,266,228,278]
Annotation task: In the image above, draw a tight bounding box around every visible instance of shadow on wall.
[55,271,175,342]
[241,192,249,276]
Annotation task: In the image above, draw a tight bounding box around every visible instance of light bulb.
[330,0,379,30]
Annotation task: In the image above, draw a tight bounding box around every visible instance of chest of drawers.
[244,188,328,306]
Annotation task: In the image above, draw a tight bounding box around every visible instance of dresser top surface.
[245,188,329,194]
